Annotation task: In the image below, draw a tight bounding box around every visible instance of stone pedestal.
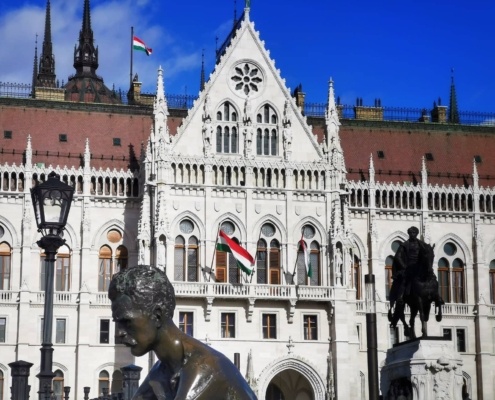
[381,338,464,400]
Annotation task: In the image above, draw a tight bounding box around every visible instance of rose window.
[230,63,263,95]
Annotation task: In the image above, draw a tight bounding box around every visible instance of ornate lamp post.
[365,274,379,400]
[31,171,74,399]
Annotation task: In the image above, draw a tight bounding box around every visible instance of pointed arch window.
[53,370,64,400]
[111,370,123,394]
[490,260,495,304]
[174,220,200,282]
[437,241,466,303]
[115,245,128,273]
[98,245,113,292]
[309,241,321,286]
[0,242,11,290]
[98,370,110,397]
[256,223,281,284]
[297,225,319,285]
[353,254,361,299]
[40,245,71,292]
[216,102,239,154]
[256,104,279,156]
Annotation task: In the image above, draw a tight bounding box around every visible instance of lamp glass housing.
[31,172,74,235]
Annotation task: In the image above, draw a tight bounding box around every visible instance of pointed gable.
[171,11,323,163]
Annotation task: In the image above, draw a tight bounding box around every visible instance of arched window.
[216,222,249,283]
[256,239,267,284]
[256,104,279,156]
[111,370,123,394]
[309,241,320,286]
[0,242,11,290]
[98,370,110,396]
[40,245,71,291]
[351,254,361,298]
[174,220,200,282]
[115,245,128,273]
[385,240,402,300]
[0,370,3,400]
[53,370,64,400]
[174,236,185,281]
[98,245,113,292]
[297,225,318,285]
[216,102,239,154]
[256,223,281,284]
[437,241,466,303]
[490,259,495,304]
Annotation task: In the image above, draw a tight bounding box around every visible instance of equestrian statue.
[388,227,444,339]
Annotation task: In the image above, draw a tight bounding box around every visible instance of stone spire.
[448,69,459,124]
[421,156,428,187]
[153,67,171,156]
[200,50,206,92]
[472,158,479,189]
[326,78,341,149]
[25,135,33,167]
[73,0,99,77]
[84,138,91,172]
[37,0,56,87]
[31,35,38,97]
[369,153,375,184]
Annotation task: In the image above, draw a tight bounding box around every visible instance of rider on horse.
[388,227,443,339]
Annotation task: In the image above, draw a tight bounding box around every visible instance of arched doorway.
[265,368,314,400]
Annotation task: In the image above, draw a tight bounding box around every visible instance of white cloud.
[0,0,201,95]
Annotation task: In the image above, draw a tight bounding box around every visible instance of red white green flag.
[216,230,255,275]
[133,36,152,56]
[299,237,312,278]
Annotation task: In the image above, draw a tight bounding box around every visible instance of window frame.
[99,319,110,344]
[262,313,277,339]
[55,318,66,344]
[0,242,12,290]
[216,101,239,154]
[179,311,194,337]
[0,317,6,343]
[220,312,236,339]
[303,314,318,341]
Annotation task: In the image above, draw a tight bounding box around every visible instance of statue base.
[380,338,464,400]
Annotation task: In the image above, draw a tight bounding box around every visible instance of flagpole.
[130,26,134,90]
[291,228,305,284]
[208,224,222,282]
[249,226,263,284]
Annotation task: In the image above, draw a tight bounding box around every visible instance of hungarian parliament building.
[0,1,494,399]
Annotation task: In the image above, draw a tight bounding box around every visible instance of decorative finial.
[245,0,251,9]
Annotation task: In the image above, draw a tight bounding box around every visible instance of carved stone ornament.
[229,61,264,98]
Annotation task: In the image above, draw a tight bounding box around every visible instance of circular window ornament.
[221,221,235,235]
[391,240,402,253]
[107,229,122,243]
[229,61,264,98]
[443,242,457,256]
[179,220,194,234]
[261,223,275,237]
[302,225,315,239]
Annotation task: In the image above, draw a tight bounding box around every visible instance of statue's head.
[109,265,175,318]
[407,226,419,238]
[108,266,176,356]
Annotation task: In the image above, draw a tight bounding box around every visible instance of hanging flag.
[299,237,312,278]
[216,230,255,275]
[133,36,152,56]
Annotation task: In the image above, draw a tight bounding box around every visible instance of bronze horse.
[388,241,444,339]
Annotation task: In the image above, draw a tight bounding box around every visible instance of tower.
[64,0,121,104]
[37,0,57,88]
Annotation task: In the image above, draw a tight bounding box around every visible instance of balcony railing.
[356,300,474,317]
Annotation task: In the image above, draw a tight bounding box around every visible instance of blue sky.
[0,0,494,112]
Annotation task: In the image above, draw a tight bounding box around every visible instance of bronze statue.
[109,265,258,399]
[388,227,444,339]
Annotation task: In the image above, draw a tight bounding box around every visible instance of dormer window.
[216,101,239,154]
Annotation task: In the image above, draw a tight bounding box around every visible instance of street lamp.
[31,171,74,399]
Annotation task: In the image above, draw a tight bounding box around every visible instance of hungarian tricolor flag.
[133,36,152,56]
[299,238,312,278]
[216,230,255,275]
